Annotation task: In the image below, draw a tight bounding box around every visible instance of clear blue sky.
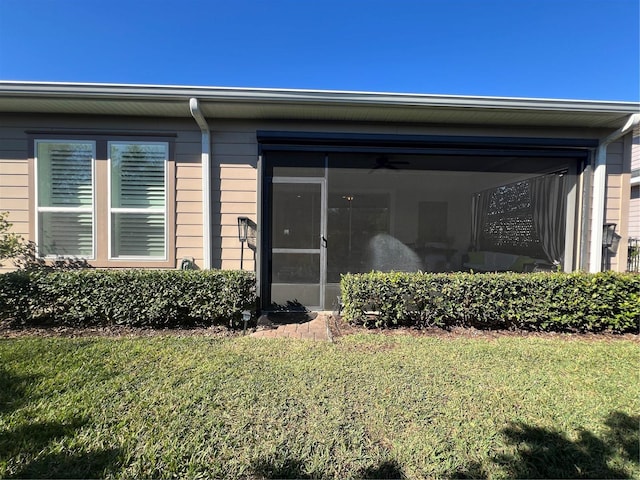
[0,0,638,101]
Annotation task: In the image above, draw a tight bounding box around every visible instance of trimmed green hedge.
[341,271,640,333]
[0,269,255,328]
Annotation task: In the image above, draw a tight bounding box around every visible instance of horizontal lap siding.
[0,128,29,272]
[633,127,640,171]
[0,115,204,270]
[630,129,640,239]
[604,140,625,271]
[212,129,257,270]
[630,186,640,238]
[629,127,640,238]
[2,115,632,274]
[169,125,204,268]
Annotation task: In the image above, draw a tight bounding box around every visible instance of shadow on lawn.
[357,459,405,479]
[9,446,123,479]
[248,411,638,479]
[250,457,312,479]
[449,411,639,479]
[0,367,36,414]
[0,367,123,479]
[250,457,405,479]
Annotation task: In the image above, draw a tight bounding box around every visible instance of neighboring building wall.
[0,114,204,272]
[631,185,640,237]
[628,127,640,239]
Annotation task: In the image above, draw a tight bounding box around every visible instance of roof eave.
[1,81,638,114]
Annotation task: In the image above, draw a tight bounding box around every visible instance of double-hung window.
[109,142,168,259]
[35,141,95,257]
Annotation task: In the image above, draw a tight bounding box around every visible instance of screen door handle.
[321,235,327,248]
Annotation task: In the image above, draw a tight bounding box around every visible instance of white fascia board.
[0,81,638,114]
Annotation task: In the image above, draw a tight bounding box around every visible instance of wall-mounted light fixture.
[238,216,249,242]
[602,223,617,271]
[237,216,250,269]
[602,223,616,248]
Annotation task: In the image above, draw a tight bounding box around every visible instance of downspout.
[588,113,640,272]
[189,98,212,270]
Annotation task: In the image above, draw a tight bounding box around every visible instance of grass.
[0,333,638,479]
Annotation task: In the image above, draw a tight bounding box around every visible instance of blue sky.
[0,0,638,101]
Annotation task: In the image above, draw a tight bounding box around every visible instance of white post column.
[588,148,607,272]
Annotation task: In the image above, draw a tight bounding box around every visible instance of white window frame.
[107,141,169,261]
[34,139,96,259]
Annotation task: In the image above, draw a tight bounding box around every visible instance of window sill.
[86,259,177,269]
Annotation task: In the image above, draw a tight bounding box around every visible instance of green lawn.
[0,334,638,479]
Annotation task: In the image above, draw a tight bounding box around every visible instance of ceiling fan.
[369,155,410,173]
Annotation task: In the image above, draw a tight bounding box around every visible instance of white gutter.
[189,98,211,270]
[588,113,640,272]
[1,81,638,114]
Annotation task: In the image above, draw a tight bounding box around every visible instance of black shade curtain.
[471,172,566,264]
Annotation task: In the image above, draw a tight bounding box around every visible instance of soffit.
[197,101,634,128]
[0,82,638,129]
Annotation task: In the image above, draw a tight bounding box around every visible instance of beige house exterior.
[0,82,638,310]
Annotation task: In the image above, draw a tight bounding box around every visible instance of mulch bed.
[2,317,638,343]
[327,315,640,343]
[0,321,241,339]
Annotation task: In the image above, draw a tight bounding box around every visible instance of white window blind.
[36,141,94,257]
[109,142,167,259]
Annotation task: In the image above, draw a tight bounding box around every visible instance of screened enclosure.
[262,148,581,310]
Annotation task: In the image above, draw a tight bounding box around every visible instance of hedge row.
[341,271,640,333]
[0,269,256,328]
